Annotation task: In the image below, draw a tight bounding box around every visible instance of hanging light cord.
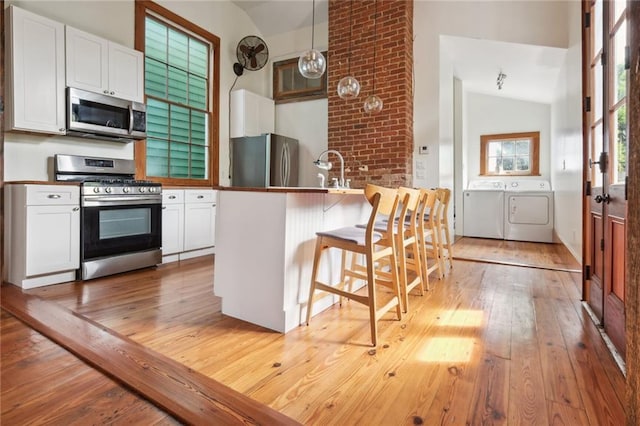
[372,0,378,93]
[347,0,353,74]
[311,0,316,49]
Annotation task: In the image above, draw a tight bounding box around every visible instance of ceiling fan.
[233,35,269,76]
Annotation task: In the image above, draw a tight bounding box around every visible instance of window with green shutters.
[145,16,209,179]
[135,2,220,186]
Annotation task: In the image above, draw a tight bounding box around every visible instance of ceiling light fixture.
[363,0,383,114]
[337,0,360,100]
[298,0,326,79]
[497,71,507,90]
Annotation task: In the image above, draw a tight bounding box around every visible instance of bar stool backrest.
[364,184,401,247]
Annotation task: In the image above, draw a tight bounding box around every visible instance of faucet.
[313,150,345,188]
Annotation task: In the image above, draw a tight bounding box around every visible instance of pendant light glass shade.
[337,76,361,99]
[298,49,326,79]
[298,0,325,79]
[337,0,360,100]
[364,0,382,114]
[363,94,383,114]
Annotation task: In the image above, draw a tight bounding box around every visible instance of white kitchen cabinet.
[230,89,275,138]
[162,190,185,256]
[161,189,217,263]
[4,5,66,135]
[4,184,80,289]
[66,26,144,103]
[184,190,217,251]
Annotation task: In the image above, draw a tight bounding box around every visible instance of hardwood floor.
[452,237,581,272]
[0,310,180,425]
[2,242,626,424]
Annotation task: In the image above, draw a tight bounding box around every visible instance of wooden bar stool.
[396,187,426,312]
[306,184,403,346]
[435,188,453,271]
[418,189,443,288]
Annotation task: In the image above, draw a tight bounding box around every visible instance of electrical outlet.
[419,145,429,155]
[358,165,369,171]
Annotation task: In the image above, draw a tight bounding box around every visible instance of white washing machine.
[504,180,554,243]
[463,180,506,239]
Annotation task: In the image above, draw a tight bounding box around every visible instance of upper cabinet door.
[66,25,144,103]
[108,43,144,103]
[65,26,109,94]
[5,5,66,134]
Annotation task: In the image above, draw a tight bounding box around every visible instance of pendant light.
[363,0,383,113]
[337,0,360,99]
[298,0,326,79]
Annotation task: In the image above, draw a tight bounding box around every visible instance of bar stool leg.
[306,238,325,326]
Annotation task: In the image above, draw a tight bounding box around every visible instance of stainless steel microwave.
[66,87,147,142]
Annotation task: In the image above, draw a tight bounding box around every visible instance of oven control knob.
[138,187,146,193]
[93,187,100,193]
[105,187,112,193]
[123,187,130,193]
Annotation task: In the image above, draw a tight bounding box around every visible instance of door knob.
[595,194,611,204]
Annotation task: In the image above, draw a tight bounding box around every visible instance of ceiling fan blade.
[239,45,251,55]
[254,44,265,54]
[251,56,258,69]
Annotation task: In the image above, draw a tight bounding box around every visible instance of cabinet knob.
[59,128,65,132]
[168,195,176,199]
[162,206,167,210]
[103,90,109,94]
[73,207,80,211]
[47,194,62,199]
[110,91,115,95]
[197,195,204,199]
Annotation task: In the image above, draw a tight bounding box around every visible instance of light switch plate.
[419,146,429,155]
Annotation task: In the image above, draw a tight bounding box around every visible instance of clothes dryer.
[504,180,554,243]
[463,180,505,239]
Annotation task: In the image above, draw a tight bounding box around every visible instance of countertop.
[4,182,363,195]
[5,181,81,186]
[217,186,364,195]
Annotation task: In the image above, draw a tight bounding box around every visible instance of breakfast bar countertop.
[216,186,364,195]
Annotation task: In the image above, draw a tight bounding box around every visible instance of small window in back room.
[480,131,540,176]
[273,53,328,104]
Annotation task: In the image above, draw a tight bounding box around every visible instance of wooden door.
[583,0,628,360]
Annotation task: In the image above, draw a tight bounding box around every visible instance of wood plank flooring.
[0,310,180,425]
[452,237,581,272]
[2,242,626,424]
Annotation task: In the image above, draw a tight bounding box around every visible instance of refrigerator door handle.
[282,143,289,186]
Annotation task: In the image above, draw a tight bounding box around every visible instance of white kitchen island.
[214,187,370,333]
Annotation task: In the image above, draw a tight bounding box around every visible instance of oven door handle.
[83,197,161,206]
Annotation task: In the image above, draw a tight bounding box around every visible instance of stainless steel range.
[55,154,162,280]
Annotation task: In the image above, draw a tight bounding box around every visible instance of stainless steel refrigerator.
[231,133,299,187]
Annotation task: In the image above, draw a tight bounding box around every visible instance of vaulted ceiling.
[232,0,566,104]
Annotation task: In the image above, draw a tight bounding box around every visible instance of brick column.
[328,0,413,188]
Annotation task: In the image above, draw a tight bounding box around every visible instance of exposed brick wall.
[328,0,413,189]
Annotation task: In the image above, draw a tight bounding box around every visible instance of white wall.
[3,0,264,183]
[550,0,583,262]
[464,93,552,184]
[275,100,328,187]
